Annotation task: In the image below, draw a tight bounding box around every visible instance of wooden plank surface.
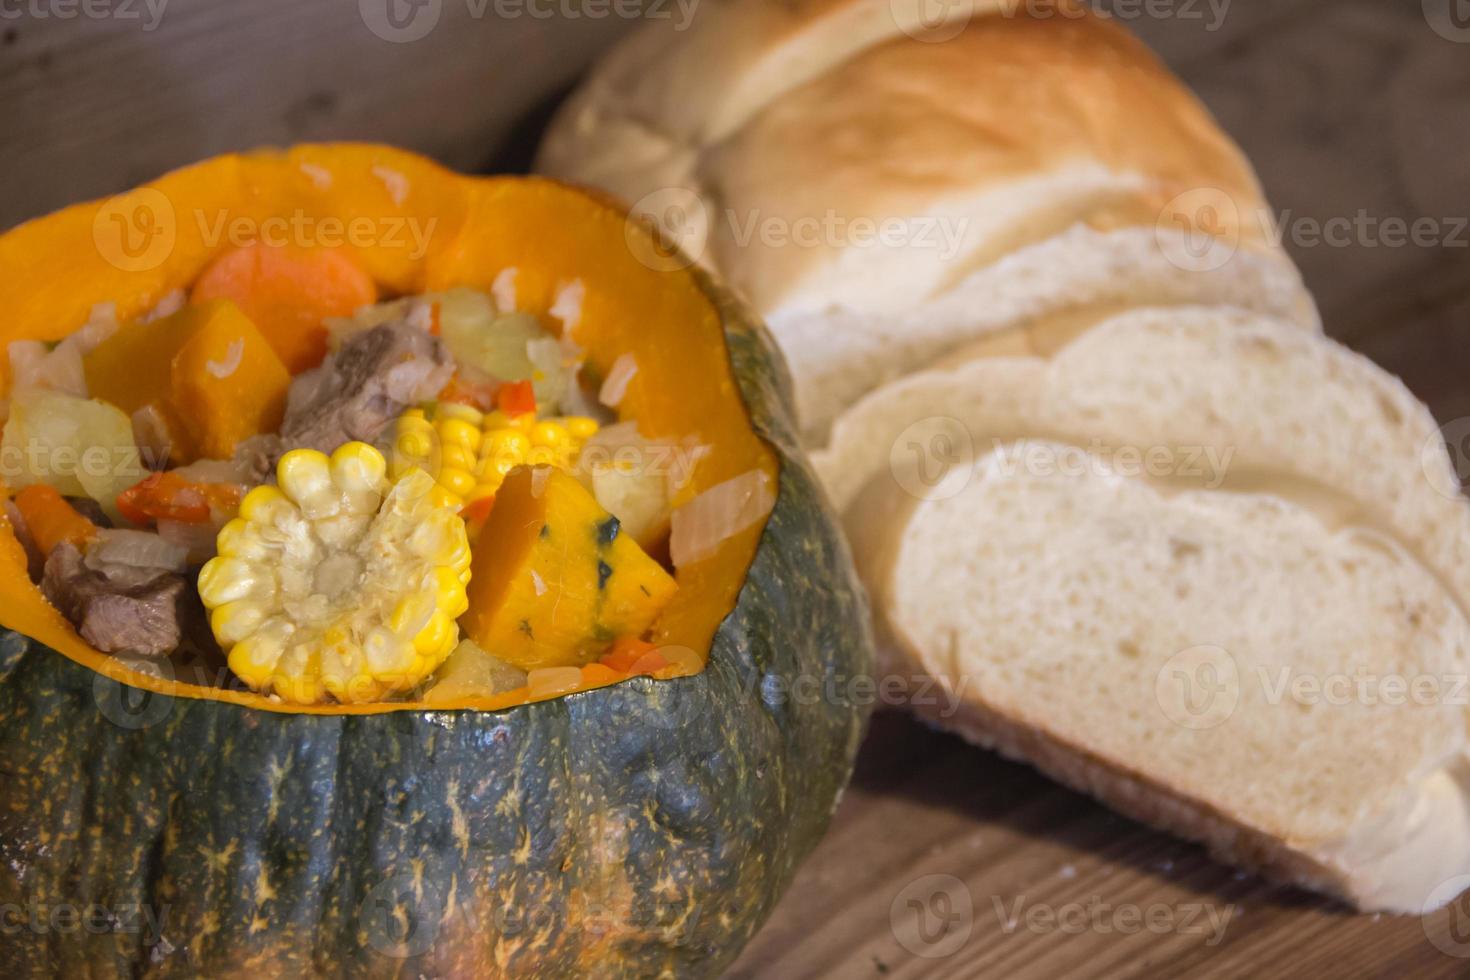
[4,1,1470,977]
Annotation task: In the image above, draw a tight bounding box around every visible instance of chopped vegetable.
[84,299,291,463]
[460,467,678,671]
[433,287,550,387]
[0,389,143,519]
[12,485,98,556]
[527,666,583,698]
[439,370,498,411]
[598,353,638,408]
[116,471,241,526]
[599,635,659,673]
[496,379,536,418]
[459,495,495,539]
[577,421,672,550]
[86,528,189,573]
[197,442,471,704]
[190,243,378,373]
[8,339,87,398]
[423,638,527,704]
[388,402,598,507]
[669,469,776,569]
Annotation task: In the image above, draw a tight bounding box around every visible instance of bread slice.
[816,307,1470,607]
[854,443,1470,912]
[830,310,1470,911]
[780,228,1315,444]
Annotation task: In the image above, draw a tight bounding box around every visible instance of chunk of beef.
[278,321,453,455]
[42,541,187,656]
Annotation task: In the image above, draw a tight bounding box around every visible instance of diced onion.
[530,465,551,498]
[371,165,409,206]
[299,162,333,190]
[141,291,184,324]
[131,406,174,470]
[669,470,774,569]
[598,354,638,409]
[86,529,189,573]
[157,519,225,565]
[9,339,87,398]
[491,268,518,312]
[549,279,585,331]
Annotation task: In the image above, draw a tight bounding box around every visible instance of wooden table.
[4,1,1469,976]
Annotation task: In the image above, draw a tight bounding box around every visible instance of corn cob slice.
[388,401,599,506]
[197,441,471,704]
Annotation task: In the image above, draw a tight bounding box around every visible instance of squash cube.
[461,466,677,671]
[84,299,291,463]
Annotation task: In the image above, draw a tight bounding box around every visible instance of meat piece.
[278,321,452,455]
[42,541,187,656]
[229,433,284,486]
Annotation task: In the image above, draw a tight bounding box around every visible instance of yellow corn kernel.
[564,416,600,440]
[529,421,571,450]
[438,466,476,498]
[484,428,530,462]
[437,417,482,454]
[440,443,477,473]
[436,403,484,426]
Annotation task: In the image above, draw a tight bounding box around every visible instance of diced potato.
[436,287,569,401]
[1,389,143,520]
[461,466,678,671]
[422,638,528,704]
[577,422,671,550]
[84,299,291,463]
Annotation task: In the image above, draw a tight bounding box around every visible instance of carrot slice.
[496,379,536,417]
[13,485,98,556]
[599,636,657,673]
[117,472,240,526]
[190,243,377,373]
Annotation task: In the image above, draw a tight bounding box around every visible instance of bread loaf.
[540,0,1470,911]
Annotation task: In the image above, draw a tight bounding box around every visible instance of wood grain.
[3,1,1470,977]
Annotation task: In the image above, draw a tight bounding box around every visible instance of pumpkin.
[0,145,872,977]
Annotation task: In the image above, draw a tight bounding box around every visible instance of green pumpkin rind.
[0,273,873,978]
